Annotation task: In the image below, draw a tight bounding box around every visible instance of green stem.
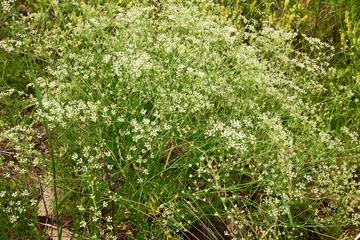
[29,59,61,239]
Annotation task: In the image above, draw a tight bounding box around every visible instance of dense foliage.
[0,0,359,239]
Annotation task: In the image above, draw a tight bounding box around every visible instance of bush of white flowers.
[0,1,359,239]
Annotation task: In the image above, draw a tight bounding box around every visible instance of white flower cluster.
[0,0,15,13]
[1,0,359,238]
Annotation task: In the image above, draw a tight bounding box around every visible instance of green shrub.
[0,0,359,239]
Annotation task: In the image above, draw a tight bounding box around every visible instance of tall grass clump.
[0,0,359,239]
[215,0,360,104]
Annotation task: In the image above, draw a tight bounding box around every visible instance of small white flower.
[77,205,85,212]
[30,199,37,206]
[9,215,17,223]
[80,220,87,228]
[0,191,6,198]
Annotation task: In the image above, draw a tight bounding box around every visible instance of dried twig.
[0,149,15,156]
[355,232,360,240]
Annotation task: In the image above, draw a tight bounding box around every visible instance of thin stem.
[29,59,61,239]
